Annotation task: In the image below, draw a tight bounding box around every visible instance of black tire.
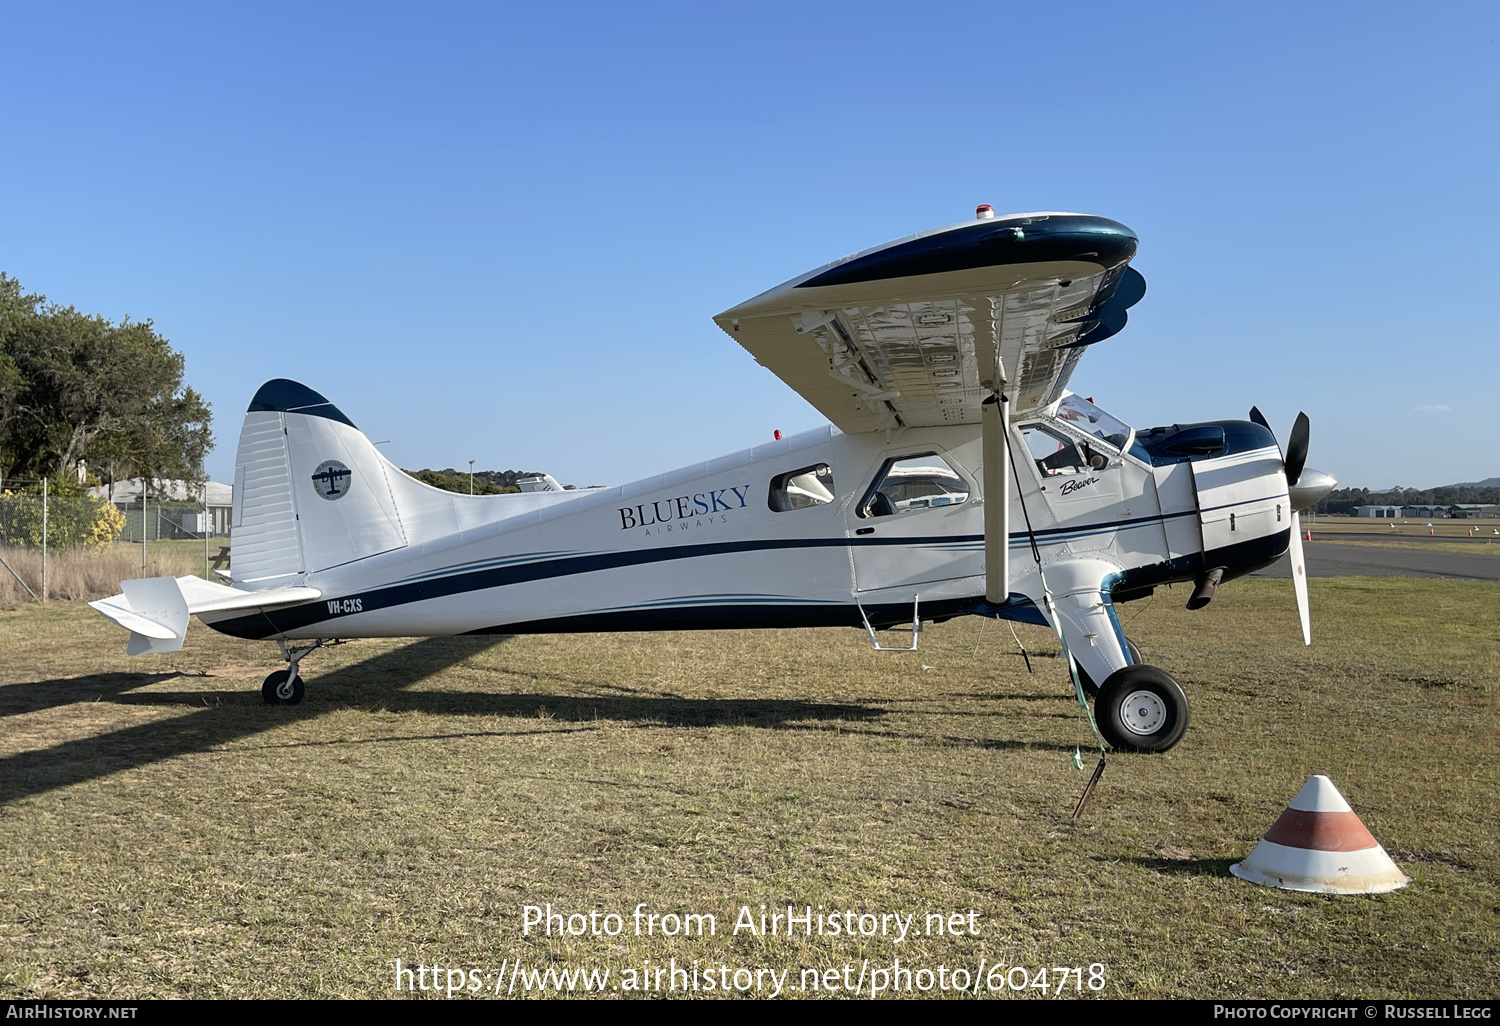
[1075,638,1143,699]
[1095,665,1189,753]
[261,669,305,706]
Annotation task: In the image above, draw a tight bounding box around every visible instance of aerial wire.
[998,404,1108,817]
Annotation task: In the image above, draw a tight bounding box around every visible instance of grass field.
[0,539,226,606]
[0,544,203,605]
[1,577,1496,1000]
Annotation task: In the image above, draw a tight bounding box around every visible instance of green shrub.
[0,485,126,551]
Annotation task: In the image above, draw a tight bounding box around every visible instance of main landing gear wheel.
[262,669,305,706]
[1095,665,1189,753]
[1075,638,1143,699]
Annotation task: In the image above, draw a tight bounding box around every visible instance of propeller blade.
[1288,510,1311,646]
[1283,412,1310,488]
[1249,406,1271,432]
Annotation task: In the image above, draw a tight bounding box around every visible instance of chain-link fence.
[0,484,230,603]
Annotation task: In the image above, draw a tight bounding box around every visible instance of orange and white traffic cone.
[1230,775,1409,894]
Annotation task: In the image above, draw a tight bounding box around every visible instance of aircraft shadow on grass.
[0,671,191,718]
[0,635,972,805]
[1093,855,1242,876]
[0,637,495,806]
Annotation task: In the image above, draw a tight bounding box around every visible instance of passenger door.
[845,450,980,601]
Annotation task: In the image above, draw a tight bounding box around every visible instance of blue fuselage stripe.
[208,498,1269,638]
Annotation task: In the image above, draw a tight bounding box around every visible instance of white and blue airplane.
[91,206,1335,752]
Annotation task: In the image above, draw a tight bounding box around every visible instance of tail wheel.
[1075,638,1143,699]
[262,669,305,706]
[1096,665,1189,753]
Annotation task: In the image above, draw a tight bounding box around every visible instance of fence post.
[204,494,210,579]
[41,478,47,603]
[141,492,147,578]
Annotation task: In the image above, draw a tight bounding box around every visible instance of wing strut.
[980,312,1011,606]
[981,392,1010,604]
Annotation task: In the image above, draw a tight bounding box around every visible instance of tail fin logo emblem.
[311,460,353,500]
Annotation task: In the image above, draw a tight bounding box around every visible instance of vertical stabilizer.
[230,380,407,585]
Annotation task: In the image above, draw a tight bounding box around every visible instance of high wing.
[714,211,1145,433]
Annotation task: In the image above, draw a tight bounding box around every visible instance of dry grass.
[0,577,1495,1000]
[0,543,200,605]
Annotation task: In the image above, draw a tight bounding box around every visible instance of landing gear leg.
[1076,638,1143,699]
[261,639,333,706]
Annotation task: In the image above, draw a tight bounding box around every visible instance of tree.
[0,273,212,490]
[403,468,535,494]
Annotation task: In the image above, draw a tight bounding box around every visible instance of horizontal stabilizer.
[171,575,322,614]
[90,576,322,655]
[90,577,190,656]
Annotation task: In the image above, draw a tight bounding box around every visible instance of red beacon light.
[975,203,994,220]
[774,430,783,440]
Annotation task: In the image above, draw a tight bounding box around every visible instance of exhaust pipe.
[1187,567,1225,610]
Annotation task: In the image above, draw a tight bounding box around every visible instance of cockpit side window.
[768,464,836,512]
[857,453,971,518]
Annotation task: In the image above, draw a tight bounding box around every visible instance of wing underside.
[715,212,1145,433]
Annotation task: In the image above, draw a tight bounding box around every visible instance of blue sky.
[3,2,1495,490]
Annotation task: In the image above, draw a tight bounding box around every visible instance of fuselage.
[202,396,1293,644]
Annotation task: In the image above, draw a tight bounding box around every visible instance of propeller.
[1286,506,1312,646]
[1283,412,1311,492]
[1250,406,1331,647]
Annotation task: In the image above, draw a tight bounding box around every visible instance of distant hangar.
[1353,504,1500,519]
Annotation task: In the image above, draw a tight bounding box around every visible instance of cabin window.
[857,453,970,518]
[768,464,836,512]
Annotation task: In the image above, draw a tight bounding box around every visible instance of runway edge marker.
[1230,775,1410,894]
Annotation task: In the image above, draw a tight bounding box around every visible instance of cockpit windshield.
[1054,394,1133,452]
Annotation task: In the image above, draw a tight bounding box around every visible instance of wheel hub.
[277,675,297,700]
[1119,689,1168,735]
